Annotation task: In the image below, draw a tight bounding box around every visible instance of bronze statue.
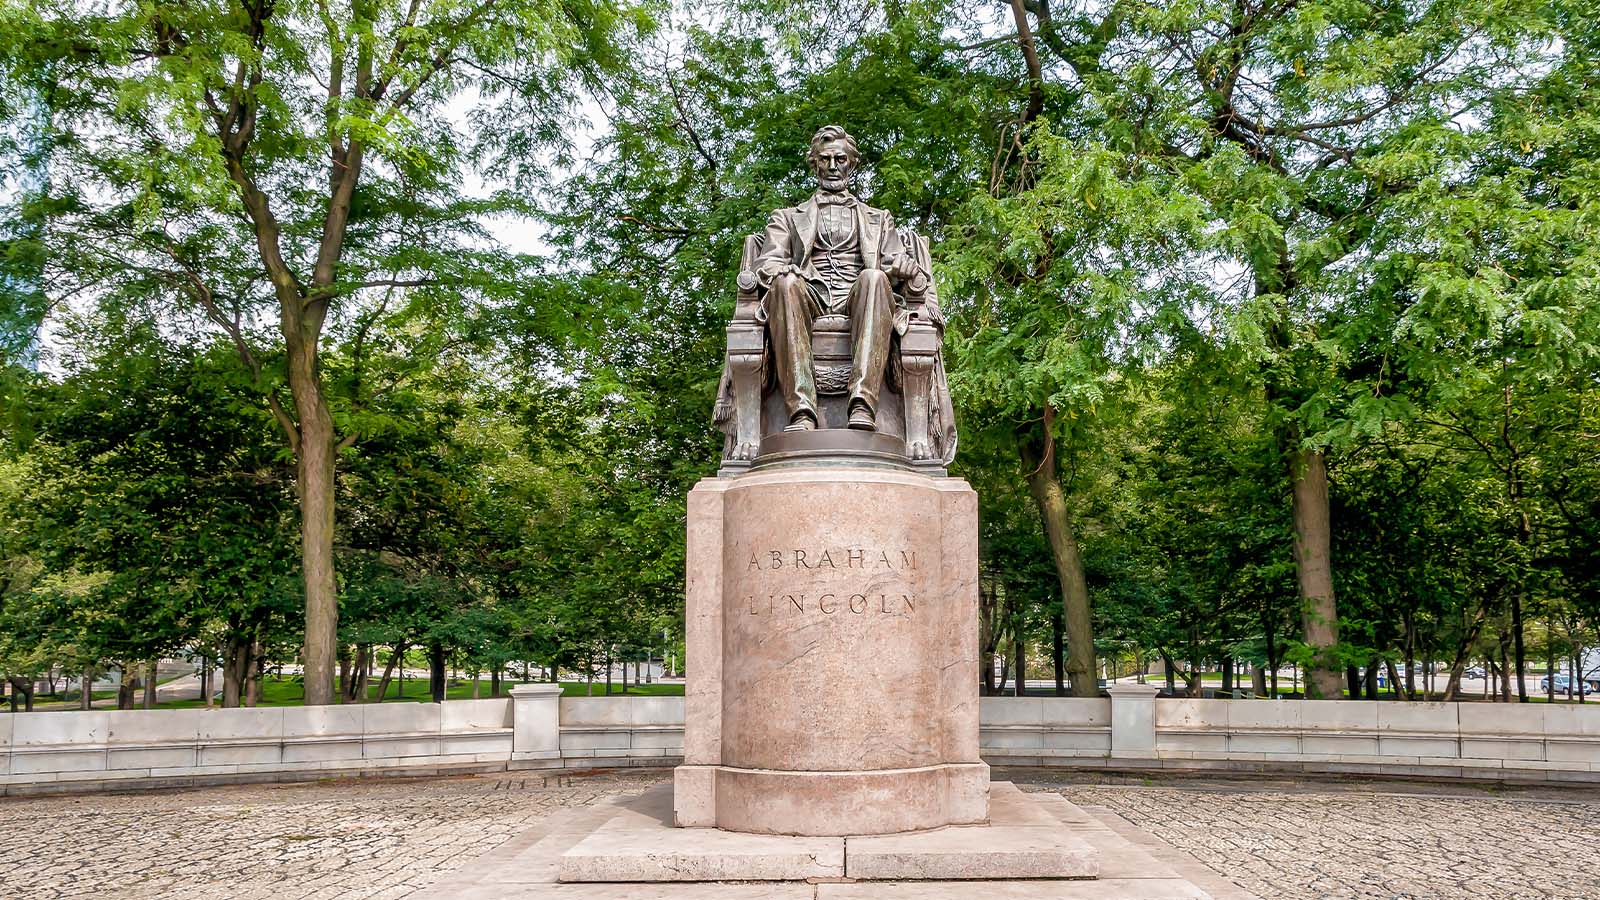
[715,125,957,471]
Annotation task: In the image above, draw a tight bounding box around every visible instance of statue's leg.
[765,273,823,428]
[846,269,894,429]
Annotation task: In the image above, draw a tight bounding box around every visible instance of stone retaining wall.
[4,684,1598,794]
[979,684,1600,783]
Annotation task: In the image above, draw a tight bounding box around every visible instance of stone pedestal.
[673,466,988,835]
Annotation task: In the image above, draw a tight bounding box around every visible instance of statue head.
[806,125,859,193]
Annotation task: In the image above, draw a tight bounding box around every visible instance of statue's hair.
[806,125,859,172]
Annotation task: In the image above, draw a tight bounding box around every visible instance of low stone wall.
[979,686,1600,783]
[5,685,1598,794]
[557,696,685,764]
[0,698,517,793]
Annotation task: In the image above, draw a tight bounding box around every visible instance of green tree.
[4,0,649,703]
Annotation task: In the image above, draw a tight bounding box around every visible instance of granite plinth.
[677,466,983,835]
[558,782,1095,884]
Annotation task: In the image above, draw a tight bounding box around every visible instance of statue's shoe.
[784,415,818,433]
[847,407,876,431]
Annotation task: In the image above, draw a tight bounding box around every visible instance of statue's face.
[813,139,856,193]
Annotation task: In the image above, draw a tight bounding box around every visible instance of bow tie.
[815,191,857,207]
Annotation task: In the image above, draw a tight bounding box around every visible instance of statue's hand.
[886,254,925,285]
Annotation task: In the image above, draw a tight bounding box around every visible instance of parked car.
[1540,675,1593,695]
[1464,667,1486,679]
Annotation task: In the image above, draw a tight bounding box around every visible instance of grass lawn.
[559,681,684,697]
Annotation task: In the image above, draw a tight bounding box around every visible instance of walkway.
[1,769,1596,899]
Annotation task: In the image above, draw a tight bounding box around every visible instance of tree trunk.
[1573,651,1584,704]
[1221,656,1234,694]
[1020,421,1097,698]
[1547,649,1556,702]
[1498,628,1513,703]
[117,666,136,710]
[280,305,339,707]
[6,677,35,712]
[291,344,339,707]
[354,645,371,702]
[1051,610,1065,697]
[1251,664,1268,698]
[491,665,501,698]
[81,667,94,709]
[1385,659,1403,701]
[428,641,446,703]
[1442,597,1491,701]
[1013,634,1026,697]
[1290,448,1343,700]
[1364,658,1379,699]
[374,643,406,703]
[143,659,158,709]
[1403,612,1418,700]
[1511,591,1528,702]
[1346,664,1362,699]
[338,644,352,704]
[222,635,250,708]
[245,641,264,707]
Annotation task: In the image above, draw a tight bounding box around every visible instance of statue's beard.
[818,175,849,193]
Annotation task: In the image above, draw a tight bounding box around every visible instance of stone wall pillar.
[510,683,564,768]
[1108,681,1160,757]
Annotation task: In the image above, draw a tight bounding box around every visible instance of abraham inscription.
[739,547,920,616]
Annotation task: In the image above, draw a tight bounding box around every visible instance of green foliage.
[2,0,1597,701]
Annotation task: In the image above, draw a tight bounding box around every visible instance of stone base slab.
[674,761,990,835]
[412,775,1256,900]
[844,781,1096,880]
[558,790,843,882]
[559,781,1093,884]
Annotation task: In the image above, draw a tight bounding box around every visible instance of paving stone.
[1020,773,1600,900]
[817,879,1209,899]
[0,769,665,900]
[4,767,1597,900]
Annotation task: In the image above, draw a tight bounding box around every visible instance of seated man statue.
[714,125,957,470]
[752,124,929,433]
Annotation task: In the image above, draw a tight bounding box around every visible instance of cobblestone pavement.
[1017,771,1600,900]
[6,770,1599,900]
[0,770,666,900]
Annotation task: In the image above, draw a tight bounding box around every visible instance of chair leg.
[727,323,765,461]
[900,324,941,461]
